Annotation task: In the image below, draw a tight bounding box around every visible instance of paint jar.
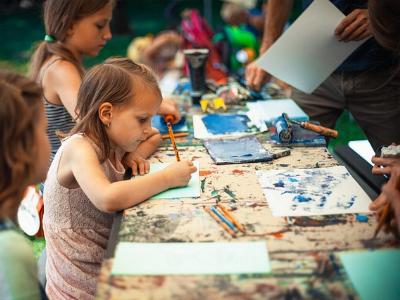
[183,48,209,105]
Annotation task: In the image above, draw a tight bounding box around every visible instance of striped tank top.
[40,58,76,160]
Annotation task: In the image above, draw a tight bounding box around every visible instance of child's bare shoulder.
[63,135,100,163]
[44,59,80,85]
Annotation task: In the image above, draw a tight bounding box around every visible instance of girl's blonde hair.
[70,57,161,162]
[29,0,114,81]
[0,71,43,219]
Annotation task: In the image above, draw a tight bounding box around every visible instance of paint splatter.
[294,195,311,203]
[356,214,368,222]
[223,186,236,200]
[201,178,206,193]
[200,170,213,176]
[273,180,285,187]
[232,169,244,175]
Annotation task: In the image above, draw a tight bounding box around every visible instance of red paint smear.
[200,170,212,176]
[232,169,244,175]
[272,232,284,239]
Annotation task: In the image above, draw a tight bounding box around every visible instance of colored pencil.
[211,206,238,232]
[166,122,180,161]
[203,206,236,238]
[161,132,189,139]
[217,203,246,233]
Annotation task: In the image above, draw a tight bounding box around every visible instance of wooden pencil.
[203,206,236,238]
[217,203,246,233]
[166,122,180,161]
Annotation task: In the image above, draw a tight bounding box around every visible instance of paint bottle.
[183,48,209,105]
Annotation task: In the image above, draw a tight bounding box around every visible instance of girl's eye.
[96,23,106,30]
[138,118,148,124]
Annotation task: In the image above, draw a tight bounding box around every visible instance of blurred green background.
[0,0,366,256]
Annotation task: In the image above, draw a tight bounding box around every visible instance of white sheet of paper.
[256,0,366,93]
[193,114,267,140]
[111,241,271,275]
[256,166,371,217]
[246,99,309,125]
[348,140,375,166]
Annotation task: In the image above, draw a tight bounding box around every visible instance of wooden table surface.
[95,132,396,299]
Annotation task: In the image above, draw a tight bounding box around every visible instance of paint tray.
[204,136,274,164]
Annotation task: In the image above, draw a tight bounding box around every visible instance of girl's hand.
[371,156,400,175]
[122,153,150,176]
[164,160,197,188]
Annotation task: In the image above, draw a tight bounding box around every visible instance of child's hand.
[164,160,197,188]
[122,153,150,176]
[371,156,400,175]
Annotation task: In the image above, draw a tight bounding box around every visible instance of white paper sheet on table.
[256,166,371,217]
[348,140,375,166]
[111,241,271,276]
[246,99,309,125]
[255,0,367,94]
[192,114,267,140]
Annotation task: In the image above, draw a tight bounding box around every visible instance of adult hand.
[335,9,372,42]
[158,98,181,124]
[379,167,400,234]
[245,61,271,92]
[371,156,400,175]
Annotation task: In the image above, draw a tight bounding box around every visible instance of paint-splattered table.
[95,140,396,300]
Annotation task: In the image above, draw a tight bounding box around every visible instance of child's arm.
[158,98,181,123]
[64,137,196,213]
[132,127,161,159]
[44,60,81,119]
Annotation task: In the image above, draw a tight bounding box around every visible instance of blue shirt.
[302,0,397,72]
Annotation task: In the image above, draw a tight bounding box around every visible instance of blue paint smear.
[151,115,187,134]
[274,180,285,187]
[294,195,312,203]
[288,177,298,182]
[356,214,369,222]
[204,136,273,164]
[202,114,250,135]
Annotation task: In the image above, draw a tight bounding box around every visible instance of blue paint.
[202,114,250,135]
[288,177,298,182]
[151,115,187,134]
[274,180,285,187]
[345,196,356,209]
[294,195,312,203]
[356,214,369,222]
[204,136,273,164]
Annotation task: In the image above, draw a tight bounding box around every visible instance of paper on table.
[348,140,375,166]
[111,241,271,275]
[246,99,309,125]
[339,250,400,300]
[255,0,367,93]
[149,161,200,199]
[256,166,371,216]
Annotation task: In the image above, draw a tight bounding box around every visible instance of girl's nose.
[103,24,112,41]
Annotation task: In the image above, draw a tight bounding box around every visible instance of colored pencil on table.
[217,203,246,233]
[211,206,238,233]
[203,206,236,238]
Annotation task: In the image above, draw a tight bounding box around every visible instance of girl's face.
[66,2,113,58]
[107,79,161,153]
[31,106,51,184]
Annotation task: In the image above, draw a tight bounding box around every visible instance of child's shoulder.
[43,58,81,85]
[62,134,101,161]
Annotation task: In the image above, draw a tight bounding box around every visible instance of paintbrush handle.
[217,203,246,233]
[301,122,339,138]
[161,132,189,139]
[374,202,391,238]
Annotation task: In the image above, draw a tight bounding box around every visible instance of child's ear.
[98,102,113,127]
[66,22,77,38]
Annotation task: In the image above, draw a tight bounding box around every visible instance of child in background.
[29,0,179,166]
[43,57,196,299]
[0,71,51,299]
